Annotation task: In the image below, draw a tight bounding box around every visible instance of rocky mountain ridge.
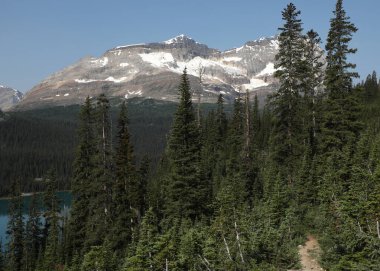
[0,85,23,111]
[16,35,280,110]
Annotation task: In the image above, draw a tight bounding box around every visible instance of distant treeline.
[0,98,233,196]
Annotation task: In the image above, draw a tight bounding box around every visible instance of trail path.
[297,235,324,271]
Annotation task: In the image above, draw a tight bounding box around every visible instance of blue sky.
[1,0,379,92]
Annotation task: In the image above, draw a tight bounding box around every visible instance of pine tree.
[250,94,263,203]
[67,97,96,259]
[164,69,208,222]
[137,156,150,218]
[0,240,4,271]
[363,71,379,101]
[251,95,261,147]
[41,170,61,271]
[317,1,365,267]
[108,101,135,252]
[321,0,361,155]
[272,3,305,184]
[80,242,116,271]
[216,94,228,142]
[123,208,158,271]
[23,193,42,271]
[295,30,324,210]
[85,94,113,248]
[213,94,228,195]
[302,29,324,153]
[6,179,24,271]
[201,94,227,197]
[325,0,358,98]
[319,0,362,200]
[226,94,244,175]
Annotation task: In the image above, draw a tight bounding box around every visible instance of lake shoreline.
[0,190,71,200]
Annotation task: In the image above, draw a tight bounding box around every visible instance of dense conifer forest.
[3,1,380,270]
[0,100,181,196]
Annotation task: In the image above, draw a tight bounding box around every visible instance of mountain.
[17,35,279,110]
[0,85,23,111]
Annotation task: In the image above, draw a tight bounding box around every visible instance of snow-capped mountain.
[0,85,23,111]
[18,35,280,109]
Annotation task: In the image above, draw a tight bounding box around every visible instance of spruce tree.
[123,208,158,271]
[164,69,207,222]
[0,240,4,271]
[363,71,379,101]
[317,1,364,267]
[108,101,135,252]
[85,94,113,247]
[321,0,361,155]
[41,170,61,271]
[67,97,96,258]
[23,193,42,271]
[325,0,358,98]
[226,94,244,176]
[302,29,324,153]
[216,94,228,142]
[6,179,24,271]
[137,156,150,218]
[319,0,362,200]
[272,3,305,184]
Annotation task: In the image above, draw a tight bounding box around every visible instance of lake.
[0,191,72,245]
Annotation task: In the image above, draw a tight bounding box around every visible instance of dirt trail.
[297,235,324,271]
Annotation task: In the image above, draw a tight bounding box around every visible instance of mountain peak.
[163,34,195,45]
[0,85,23,111]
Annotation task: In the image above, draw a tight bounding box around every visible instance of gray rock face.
[18,35,280,110]
[0,85,23,111]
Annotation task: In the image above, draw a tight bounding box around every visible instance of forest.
[3,0,380,270]
[0,99,181,196]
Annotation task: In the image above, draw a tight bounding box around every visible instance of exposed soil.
[297,235,325,271]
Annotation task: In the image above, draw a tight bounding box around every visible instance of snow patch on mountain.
[105,76,127,83]
[256,62,276,76]
[223,57,242,62]
[75,79,98,83]
[139,52,175,68]
[163,34,195,44]
[75,76,127,84]
[115,43,145,49]
[243,78,269,90]
[91,57,108,67]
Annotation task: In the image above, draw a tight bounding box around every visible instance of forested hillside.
[0,99,233,196]
[0,100,177,196]
[3,1,380,270]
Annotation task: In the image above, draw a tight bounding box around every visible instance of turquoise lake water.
[0,191,72,245]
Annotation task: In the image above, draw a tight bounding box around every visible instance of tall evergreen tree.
[0,240,4,271]
[6,179,24,271]
[321,0,361,155]
[226,94,244,175]
[164,69,207,222]
[317,1,364,267]
[85,94,113,247]
[23,193,42,271]
[302,29,324,152]
[137,156,150,218]
[271,3,305,184]
[325,0,358,98]
[41,170,61,271]
[363,71,379,101]
[67,97,96,259]
[109,101,136,252]
[123,208,158,271]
